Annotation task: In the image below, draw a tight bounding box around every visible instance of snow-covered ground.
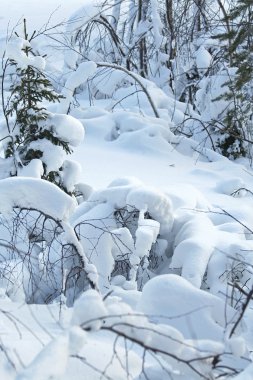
[1,1,253,379]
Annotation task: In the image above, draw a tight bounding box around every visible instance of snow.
[0,177,76,220]
[18,159,44,178]
[71,289,108,330]
[195,46,212,76]
[228,336,246,357]
[46,113,85,147]
[28,139,66,173]
[196,67,238,122]
[232,364,253,380]
[92,68,128,97]
[68,326,87,355]
[170,214,216,287]
[17,334,69,380]
[6,37,46,70]
[216,177,245,195]
[138,274,238,341]
[1,1,253,379]
[58,62,97,114]
[66,1,102,34]
[60,159,82,192]
[150,0,163,48]
[127,186,173,229]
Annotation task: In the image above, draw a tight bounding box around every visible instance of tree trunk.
[138,0,149,77]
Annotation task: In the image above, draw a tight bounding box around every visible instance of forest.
[0,0,253,379]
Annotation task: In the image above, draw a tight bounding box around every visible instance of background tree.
[213,0,253,158]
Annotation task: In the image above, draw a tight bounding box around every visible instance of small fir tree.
[5,20,72,187]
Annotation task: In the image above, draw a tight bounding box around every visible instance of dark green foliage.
[6,57,67,164]
[213,0,253,159]
[4,22,75,192]
[226,0,253,96]
[216,129,247,160]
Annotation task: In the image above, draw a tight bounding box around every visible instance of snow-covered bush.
[18,281,249,380]
[0,177,97,305]
[72,177,173,292]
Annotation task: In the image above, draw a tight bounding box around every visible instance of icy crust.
[0,177,76,220]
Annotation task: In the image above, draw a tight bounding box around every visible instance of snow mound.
[46,113,85,147]
[71,289,108,330]
[0,177,76,220]
[17,335,69,380]
[138,274,238,340]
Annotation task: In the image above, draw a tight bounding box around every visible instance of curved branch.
[96,62,160,118]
